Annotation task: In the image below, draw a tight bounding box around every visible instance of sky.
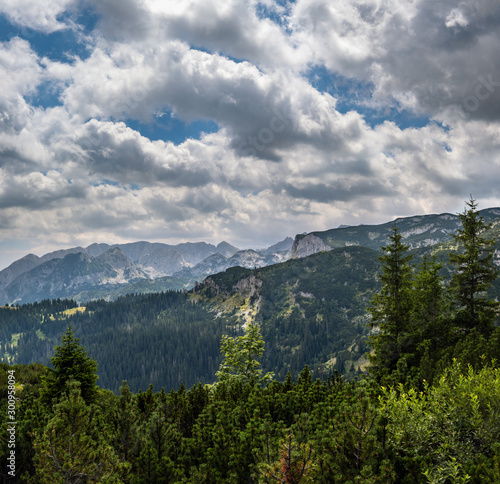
[0,0,500,270]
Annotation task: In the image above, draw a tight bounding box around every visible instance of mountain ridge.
[0,238,291,304]
[4,207,500,305]
[4,205,500,391]
[291,208,500,258]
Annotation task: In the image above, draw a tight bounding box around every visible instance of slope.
[0,246,381,392]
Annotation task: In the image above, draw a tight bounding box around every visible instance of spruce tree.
[368,225,414,381]
[42,325,99,404]
[449,197,499,335]
[410,255,447,385]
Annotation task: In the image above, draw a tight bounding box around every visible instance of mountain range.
[291,208,500,257]
[0,238,294,304]
[3,206,500,392]
[2,208,500,305]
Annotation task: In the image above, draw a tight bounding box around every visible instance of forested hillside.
[0,245,381,392]
[3,200,500,393]
[1,199,500,483]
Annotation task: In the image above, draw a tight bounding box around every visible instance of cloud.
[0,170,87,209]
[152,0,301,67]
[59,38,373,163]
[0,0,499,269]
[0,0,79,33]
[70,120,212,187]
[290,0,500,121]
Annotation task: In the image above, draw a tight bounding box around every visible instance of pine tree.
[449,197,499,335]
[368,225,414,381]
[30,380,126,483]
[42,325,99,404]
[260,433,316,483]
[114,381,138,463]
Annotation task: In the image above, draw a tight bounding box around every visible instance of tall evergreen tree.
[368,225,414,381]
[42,325,99,404]
[449,197,499,335]
[409,255,448,385]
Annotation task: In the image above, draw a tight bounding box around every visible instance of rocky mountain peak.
[216,241,239,258]
[96,247,135,269]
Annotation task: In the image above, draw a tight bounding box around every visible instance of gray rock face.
[137,247,186,276]
[0,254,41,290]
[174,248,288,280]
[291,234,330,258]
[258,237,294,256]
[216,241,239,258]
[290,208,500,259]
[174,253,229,279]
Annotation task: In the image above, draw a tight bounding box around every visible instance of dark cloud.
[0,172,87,209]
[74,120,212,187]
[91,0,152,41]
[0,148,37,173]
[283,180,393,203]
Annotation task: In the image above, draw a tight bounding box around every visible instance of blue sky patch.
[255,2,293,33]
[125,116,219,145]
[0,12,95,62]
[306,65,431,130]
[27,79,65,109]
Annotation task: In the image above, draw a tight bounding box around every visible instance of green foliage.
[0,245,384,391]
[30,380,127,484]
[368,225,414,381]
[216,322,274,386]
[258,433,316,483]
[41,325,98,404]
[5,353,500,484]
[0,363,49,481]
[449,196,499,334]
[3,201,500,483]
[368,198,500,387]
[2,292,234,393]
[380,361,500,483]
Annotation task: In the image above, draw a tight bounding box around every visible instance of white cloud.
[0,0,78,33]
[445,8,469,29]
[0,0,499,269]
[290,0,500,121]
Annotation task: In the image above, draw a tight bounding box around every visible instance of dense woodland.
[1,198,500,482]
[0,245,381,392]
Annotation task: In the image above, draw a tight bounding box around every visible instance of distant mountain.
[258,236,294,256]
[0,239,287,304]
[4,206,500,392]
[0,253,40,289]
[0,250,146,304]
[4,207,500,305]
[2,245,382,391]
[291,208,500,258]
[174,240,293,280]
[216,241,240,258]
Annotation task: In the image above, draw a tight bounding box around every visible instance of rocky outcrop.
[291,234,330,258]
[233,274,262,298]
[175,247,293,280]
[259,237,294,256]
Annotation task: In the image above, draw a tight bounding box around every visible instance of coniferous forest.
[1,198,500,483]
